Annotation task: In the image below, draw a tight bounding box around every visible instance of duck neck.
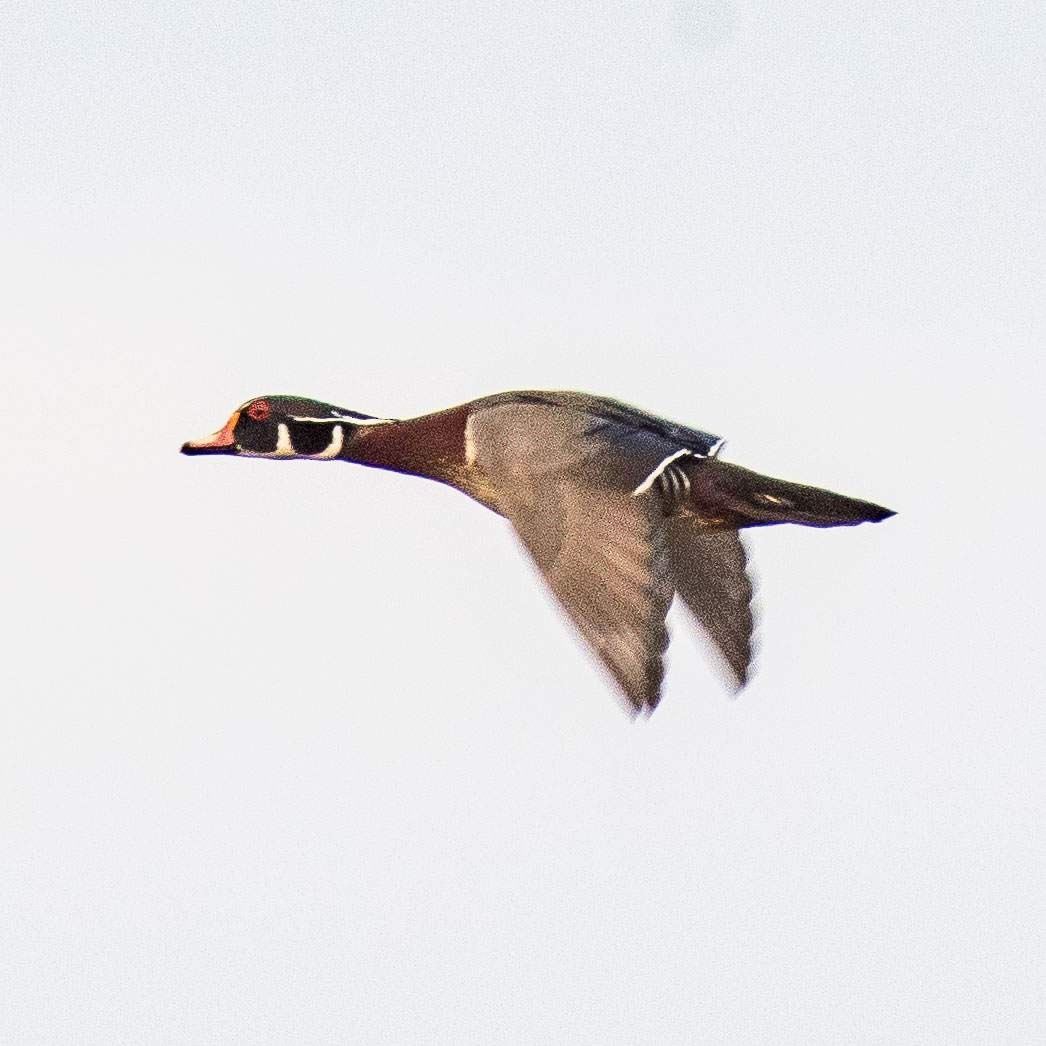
[341,405,471,486]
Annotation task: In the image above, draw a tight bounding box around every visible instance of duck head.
[181,395,394,460]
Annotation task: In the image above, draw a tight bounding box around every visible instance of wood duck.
[182,390,894,714]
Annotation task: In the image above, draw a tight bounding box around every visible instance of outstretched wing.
[468,402,680,712]
[665,523,755,691]
[511,480,673,713]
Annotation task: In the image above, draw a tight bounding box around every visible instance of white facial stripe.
[289,413,394,426]
[310,424,344,459]
[633,448,691,496]
[240,422,296,459]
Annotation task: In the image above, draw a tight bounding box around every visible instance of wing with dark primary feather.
[512,480,673,712]
[666,523,755,690]
[468,397,694,712]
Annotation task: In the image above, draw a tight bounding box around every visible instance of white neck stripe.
[311,424,344,459]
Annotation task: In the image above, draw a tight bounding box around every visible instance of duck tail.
[693,459,895,529]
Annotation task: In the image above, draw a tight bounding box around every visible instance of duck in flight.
[182,390,893,714]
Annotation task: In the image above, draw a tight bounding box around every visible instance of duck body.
[183,389,894,714]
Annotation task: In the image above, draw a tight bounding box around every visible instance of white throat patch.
[241,422,348,460]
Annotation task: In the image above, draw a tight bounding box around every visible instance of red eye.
[246,400,271,422]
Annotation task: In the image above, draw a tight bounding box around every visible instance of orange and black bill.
[181,410,240,456]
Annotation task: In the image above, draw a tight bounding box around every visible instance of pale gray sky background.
[3,3,1044,1043]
